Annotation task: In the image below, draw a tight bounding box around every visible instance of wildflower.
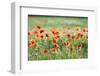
[53,37,57,43]
[33,31,38,35]
[55,32,60,35]
[75,35,79,40]
[28,39,36,47]
[62,32,66,34]
[72,35,76,39]
[77,44,82,50]
[42,49,48,55]
[54,43,59,48]
[40,34,44,39]
[40,29,44,33]
[83,28,88,32]
[28,31,32,35]
[54,35,60,39]
[33,31,39,38]
[51,30,55,35]
[30,39,36,45]
[36,25,41,29]
[77,31,83,37]
[54,32,60,38]
[51,48,57,54]
[64,41,70,47]
[67,33,72,38]
[70,47,74,54]
[51,28,59,35]
[69,44,72,47]
[64,41,68,46]
[46,33,50,38]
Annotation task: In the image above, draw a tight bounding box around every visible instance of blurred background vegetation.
[28,15,88,31]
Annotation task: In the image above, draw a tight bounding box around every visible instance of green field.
[28,15,88,61]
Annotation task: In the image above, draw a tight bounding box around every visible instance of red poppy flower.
[51,48,57,54]
[40,34,44,39]
[40,29,44,33]
[62,32,66,34]
[77,44,82,49]
[28,39,36,47]
[42,49,48,55]
[64,41,70,47]
[34,31,38,35]
[55,33,60,38]
[53,38,57,43]
[69,44,72,47]
[72,35,76,39]
[28,31,32,35]
[31,40,35,45]
[51,29,59,35]
[67,33,72,38]
[70,47,74,53]
[33,31,39,38]
[54,35,59,39]
[83,28,88,32]
[77,31,83,37]
[64,41,68,46]
[31,39,36,45]
[83,29,85,32]
[54,43,59,48]
[51,31,55,35]
[75,36,79,39]
[36,25,41,29]
[55,32,59,35]
[46,33,50,38]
